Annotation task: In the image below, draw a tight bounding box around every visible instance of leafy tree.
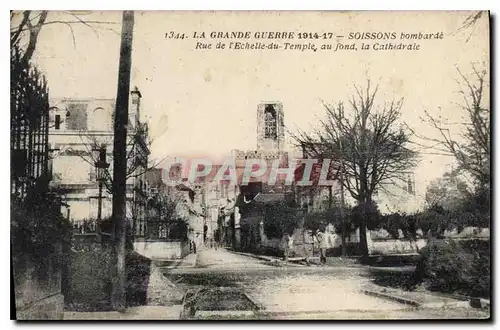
[262,201,302,239]
[351,201,381,231]
[381,212,404,239]
[146,193,188,239]
[425,170,470,210]
[304,204,352,235]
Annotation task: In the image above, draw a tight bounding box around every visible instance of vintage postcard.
[10,10,490,320]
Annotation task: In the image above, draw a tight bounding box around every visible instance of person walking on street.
[316,229,327,265]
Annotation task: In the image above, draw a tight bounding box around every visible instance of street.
[161,249,489,320]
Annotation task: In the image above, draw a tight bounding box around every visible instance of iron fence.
[11,46,50,199]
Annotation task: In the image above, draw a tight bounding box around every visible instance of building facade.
[48,87,150,232]
[200,168,238,247]
[372,173,422,214]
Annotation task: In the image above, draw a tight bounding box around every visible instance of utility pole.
[111,11,134,312]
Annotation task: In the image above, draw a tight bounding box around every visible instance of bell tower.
[256,102,284,151]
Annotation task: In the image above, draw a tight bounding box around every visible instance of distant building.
[373,173,423,214]
[294,142,340,213]
[48,87,150,232]
[231,102,295,251]
[232,101,291,193]
[174,162,238,249]
[173,180,205,250]
[199,165,239,246]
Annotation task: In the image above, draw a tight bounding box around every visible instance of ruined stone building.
[231,102,294,251]
[48,87,150,234]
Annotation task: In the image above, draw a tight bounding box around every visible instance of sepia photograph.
[10,10,491,320]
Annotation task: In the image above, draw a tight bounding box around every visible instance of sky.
[23,10,490,196]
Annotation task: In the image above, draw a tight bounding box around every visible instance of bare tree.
[11,10,119,62]
[411,66,490,191]
[292,80,418,258]
[74,126,162,194]
[455,11,487,43]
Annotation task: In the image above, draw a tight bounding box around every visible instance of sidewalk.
[146,263,185,306]
[64,305,182,320]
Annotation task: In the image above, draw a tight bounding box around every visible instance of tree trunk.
[110,11,134,312]
[358,219,369,262]
[357,176,370,261]
[357,194,370,262]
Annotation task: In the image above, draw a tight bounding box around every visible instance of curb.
[363,289,477,309]
[425,292,490,309]
[362,290,421,307]
[234,252,306,267]
[232,251,282,263]
[255,306,412,318]
[180,288,262,319]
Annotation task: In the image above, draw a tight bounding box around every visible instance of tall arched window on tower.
[264,105,277,139]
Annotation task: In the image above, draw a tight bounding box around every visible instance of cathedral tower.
[256,102,284,151]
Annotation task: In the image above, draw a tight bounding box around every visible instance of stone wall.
[133,239,190,260]
[368,239,426,255]
[13,243,65,320]
[259,228,315,258]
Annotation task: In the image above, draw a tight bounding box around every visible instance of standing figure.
[316,229,327,265]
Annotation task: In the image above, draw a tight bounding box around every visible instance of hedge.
[409,238,490,298]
